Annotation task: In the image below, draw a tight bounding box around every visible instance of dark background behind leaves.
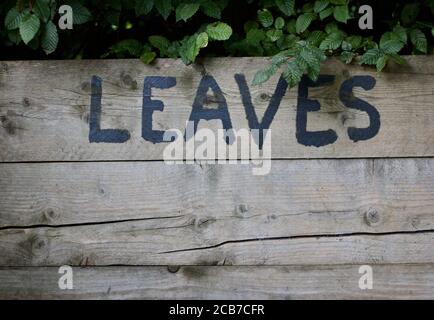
[0,0,433,86]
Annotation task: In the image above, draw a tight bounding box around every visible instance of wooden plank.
[1,225,433,266]
[1,57,434,161]
[2,159,434,229]
[1,158,434,266]
[0,265,433,299]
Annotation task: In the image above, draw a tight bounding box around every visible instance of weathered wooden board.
[1,159,434,229]
[1,57,434,161]
[0,159,433,266]
[1,265,433,299]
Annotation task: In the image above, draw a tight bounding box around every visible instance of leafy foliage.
[1,0,433,88]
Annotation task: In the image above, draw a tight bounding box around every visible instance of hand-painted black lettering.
[89,76,130,143]
[235,74,288,149]
[187,75,234,144]
[339,76,380,142]
[296,75,337,147]
[142,76,177,143]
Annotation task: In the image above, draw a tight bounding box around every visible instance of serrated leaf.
[376,55,388,72]
[66,1,92,24]
[41,21,58,54]
[346,35,362,49]
[200,1,221,19]
[206,22,232,40]
[155,0,172,20]
[33,0,51,22]
[266,29,283,42]
[307,61,321,82]
[299,47,318,68]
[340,51,354,64]
[19,13,40,45]
[176,3,200,22]
[360,48,381,65]
[333,5,349,23]
[325,22,338,34]
[283,59,303,88]
[319,31,343,50]
[5,7,22,30]
[275,17,285,29]
[319,7,333,20]
[252,64,278,86]
[296,13,316,33]
[380,39,404,54]
[258,9,273,27]
[393,24,407,44]
[314,0,329,13]
[307,30,326,46]
[410,28,427,53]
[276,0,295,16]
[387,53,407,65]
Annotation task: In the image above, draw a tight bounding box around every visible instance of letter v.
[235,74,288,149]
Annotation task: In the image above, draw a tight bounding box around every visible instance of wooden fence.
[0,57,433,299]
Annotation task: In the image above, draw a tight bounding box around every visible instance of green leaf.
[140,51,157,64]
[340,51,354,64]
[319,7,333,20]
[410,29,427,53]
[66,1,92,24]
[110,39,143,57]
[393,25,407,44]
[19,13,40,45]
[258,9,273,27]
[275,17,285,29]
[388,53,406,65]
[299,47,318,68]
[307,30,326,46]
[252,64,278,86]
[314,0,329,13]
[276,0,295,16]
[200,1,221,19]
[380,40,404,54]
[266,29,283,42]
[360,48,381,65]
[196,32,209,48]
[149,35,171,54]
[283,59,303,88]
[5,7,22,30]
[206,22,232,40]
[41,21,58,54]
[296,13,316,33]
[176,3,200,22]
[333,5,349,23]
[155,0,172,20]
[135,0,154,15]
[376,55,388,72]
[33,0,51,22]
[319,31,343,50]
[346,35,362,49]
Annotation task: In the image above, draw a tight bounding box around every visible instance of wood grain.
[1,57,434,161]
[0,159,433,266]
[0,265,433,299]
